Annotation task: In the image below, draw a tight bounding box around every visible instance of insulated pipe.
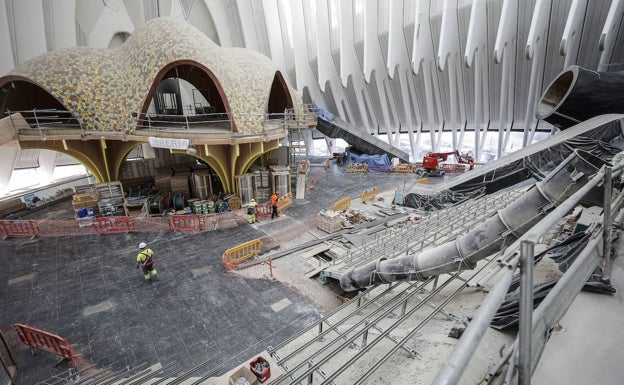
[536,66,624,129]
[340,149,610,292]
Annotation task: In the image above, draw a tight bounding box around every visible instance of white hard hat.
[139,242,147,249]
[250,198,255,202]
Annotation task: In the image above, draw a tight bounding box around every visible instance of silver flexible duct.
[340,149,610,292]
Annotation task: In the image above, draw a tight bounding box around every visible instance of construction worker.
[270,191,279,219]
[247,198,258,223]
[136,242,158,282]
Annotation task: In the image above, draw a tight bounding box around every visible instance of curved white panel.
[598,0,624,70]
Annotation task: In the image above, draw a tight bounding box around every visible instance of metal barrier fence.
[222,239,263,269]
[12,323,92,371]
[93,216,136,233]
[168,215,206,232]
[0,220,41,239]
[0,210,247,239]
[255,202,273,219]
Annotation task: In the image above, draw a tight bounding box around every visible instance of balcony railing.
[4,107,317,140]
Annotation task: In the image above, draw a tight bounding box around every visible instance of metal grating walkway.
[268,186,529,384]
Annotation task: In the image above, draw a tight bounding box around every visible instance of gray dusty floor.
[0,161,423,383]
[532,234,624,385]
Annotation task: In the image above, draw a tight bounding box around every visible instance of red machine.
[415,150,474,177]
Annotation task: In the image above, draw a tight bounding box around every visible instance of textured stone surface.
[6,18,304,134]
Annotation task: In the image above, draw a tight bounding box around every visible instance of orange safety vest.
[270,194,278,206]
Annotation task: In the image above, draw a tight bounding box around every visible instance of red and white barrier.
[0,220,41,239]
[93,216,136,233]
[168,215,206,232]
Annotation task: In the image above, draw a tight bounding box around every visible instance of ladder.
[288,125,309,197]
[288,126,308,171]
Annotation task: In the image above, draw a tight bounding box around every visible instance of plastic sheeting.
[313,103,335,122]
[403,187,486,211]
[348,152,390,166]
[402,120,624,211]
[490,228,620,330]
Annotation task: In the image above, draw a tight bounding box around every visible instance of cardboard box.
[250,356,271,382]
[228,366,258,385]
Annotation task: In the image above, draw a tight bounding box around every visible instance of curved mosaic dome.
[4,17,303,134]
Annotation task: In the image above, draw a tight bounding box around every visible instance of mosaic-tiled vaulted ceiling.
[2,18,303,134]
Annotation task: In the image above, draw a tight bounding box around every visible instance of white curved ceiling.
[1,0,623,190]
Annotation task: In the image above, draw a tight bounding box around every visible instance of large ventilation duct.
[536,66,624,129]
[340,150,609,292]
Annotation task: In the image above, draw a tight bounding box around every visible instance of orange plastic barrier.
[13,323,75,359]
[222,239,263,269]
[93,216,136,233]
[168,215,206,232]
[0,220,41,239]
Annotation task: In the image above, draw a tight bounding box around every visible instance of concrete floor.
[0,161,422,383]
[532,234,624,385]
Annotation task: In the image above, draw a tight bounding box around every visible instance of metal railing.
[432,164,624,384]
[4,107,318,140]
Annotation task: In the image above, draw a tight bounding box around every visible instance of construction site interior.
[2,115,624,385]
[1,4,624,385]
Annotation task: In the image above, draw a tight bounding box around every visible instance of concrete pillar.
[37,149,58,185]
[0,147,18,193]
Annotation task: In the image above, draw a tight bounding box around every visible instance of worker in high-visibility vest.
[270,191,279,219]
[247,198,258,223]
[136,242,158,282]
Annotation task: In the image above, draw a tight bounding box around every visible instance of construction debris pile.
[317,208,376,233]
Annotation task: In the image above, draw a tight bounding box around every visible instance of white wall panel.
[12,0,47,63]
[0,0,15,74]
[388,0,419,153]
[599,0,624,71]
[438,0,468,150]
[314,0,353,124]
[524,0,552,145]
[203,0,234,47]
[37,149,57,184]
[236,0,258,51]
[412,0,444,150]
[364,1,398,142]
[263,0,289,80]
[186,1,220,45]
[561,0,588,67]
[465,0,491,160]
[0,147,17,190]
[289,1,324,106]
[45,0,77,51]
[493,0,518,156]
[89,3,135,48]
[339,1,373,132]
